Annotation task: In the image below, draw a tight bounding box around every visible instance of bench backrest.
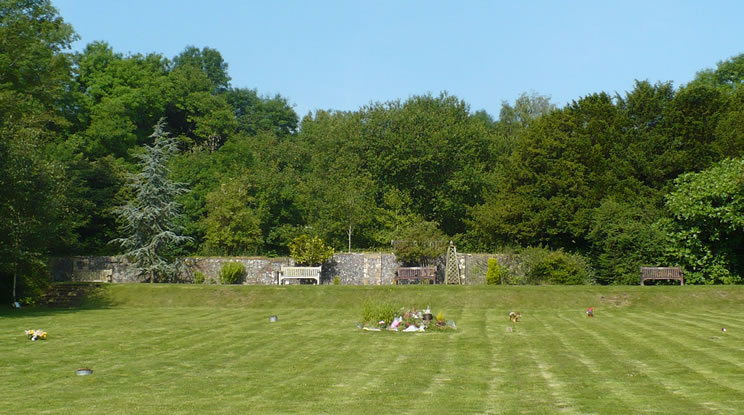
[640,266,683,279]
[397,267,436,278]
[281,266,321,278]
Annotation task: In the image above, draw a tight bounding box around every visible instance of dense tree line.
[3,1,744,299]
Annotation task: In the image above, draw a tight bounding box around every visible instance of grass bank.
[88,283,744,311]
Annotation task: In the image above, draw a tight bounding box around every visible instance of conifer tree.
[112,119,191,282]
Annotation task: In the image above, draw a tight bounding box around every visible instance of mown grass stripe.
[664,311,744,339]
[661,310,744,328]
[445,307,498,414]
[567,311,722,414]
[660,310,744,330]
[617,312,744,388]
[644,313,744,371]
[535,314,635,415]
[479,309,517,414]
[555,312,714,414]
[412,323,461,411]
[524,315,581,414]
[610,313,743,413]
[241,313,341,410]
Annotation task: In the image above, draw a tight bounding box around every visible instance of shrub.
[520,247,593,285]
[531,251,592,285]
[288,235,334,266]
[193,271,206,284]
[486,258,501,285]
[219,262,245,285]
[333,276,341,285]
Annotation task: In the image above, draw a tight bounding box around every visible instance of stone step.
[41,283,103,308]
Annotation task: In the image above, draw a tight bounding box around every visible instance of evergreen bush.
[219,262,245,285]
[529,250,592,285]
[517,247,593,285]
[486,258,501,285]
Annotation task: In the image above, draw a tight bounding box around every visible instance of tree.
[0,0,79,302]
[0,126,75,302]
[111,120,192,283]
[358,93,492,236]
[470,94,614,249]
[662,83,726,172]
[225,88,298,137]
[498,91,555,135]
[470,92,658,251]
[0,0,77,127]
[172,46,231,92]
[587,198,665,284]
[202,177,263,256]
[692,53,744,91]
[165,63,237,150]
[392,221,447,266]
[314,173,377,253]
[72,42,170,158]
[658,158,744,284]
[288,235,334,267]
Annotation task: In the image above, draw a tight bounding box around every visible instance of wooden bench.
[394,267,436,285]
[278,266,321,285]
[640,267,684,285]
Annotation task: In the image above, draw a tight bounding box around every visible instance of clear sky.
[54,0,744,119]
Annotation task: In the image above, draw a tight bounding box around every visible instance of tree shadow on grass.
[0,306,83,319]
[0,284,117,318]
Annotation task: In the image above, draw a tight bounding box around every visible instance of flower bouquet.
[25,329,47,341]
[359,304,457,332]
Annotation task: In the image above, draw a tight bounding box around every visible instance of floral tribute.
[360,306,456,332]
[25,329,47,341]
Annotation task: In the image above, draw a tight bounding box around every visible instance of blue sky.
[54,0,744,119]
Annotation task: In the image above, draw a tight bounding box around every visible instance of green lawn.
[2,285,744,414]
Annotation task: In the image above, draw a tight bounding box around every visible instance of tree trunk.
[347,225,353,253]
[12,266,17,304]
[11,209,20,303]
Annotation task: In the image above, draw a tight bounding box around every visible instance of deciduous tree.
[658,158,744,284]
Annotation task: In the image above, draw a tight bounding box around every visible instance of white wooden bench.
[278,266,321,285]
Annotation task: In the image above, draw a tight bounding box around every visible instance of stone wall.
[50,256,136,283]
[324,253,399,285]
[184,257,291,285]
[456,253,524,285]
[50,252,522,285]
